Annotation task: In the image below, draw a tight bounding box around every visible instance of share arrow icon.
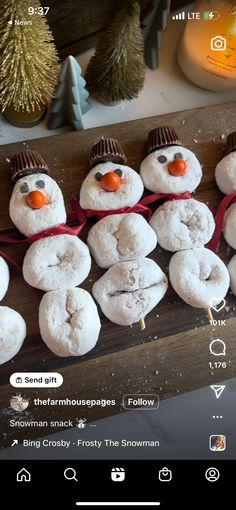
[210,385,226,399]
[11,440,18,447]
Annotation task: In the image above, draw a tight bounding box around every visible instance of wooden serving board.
[1,101,236,445]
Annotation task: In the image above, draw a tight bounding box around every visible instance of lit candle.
[177,0,236,91]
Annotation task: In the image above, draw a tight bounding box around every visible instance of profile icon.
[205,467,220,482]
[10,394,29,412]
[209,435,226,452]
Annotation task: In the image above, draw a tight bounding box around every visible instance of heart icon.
[209,297,226,312]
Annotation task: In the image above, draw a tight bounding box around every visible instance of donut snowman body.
[9,167,100,358]
[140,145,212,251]
[215,151,236,294]
[140,145,202,194]
[215,153,236,253]
[83,160,167,324]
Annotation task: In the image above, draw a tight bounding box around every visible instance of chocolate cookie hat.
[11,150,49,182]
[89,138,127,168]
[226,131,236,154]
[147,126,182,154]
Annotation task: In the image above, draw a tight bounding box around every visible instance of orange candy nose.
[168,159,188,177]
[100,172,121,192]
[26,190,46,209]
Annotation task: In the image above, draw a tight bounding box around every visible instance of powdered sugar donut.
[92,258,168,326]
[141,146,202,194]
[23,234,91,291]
[150,199,215,252]
[39,288,101,357]
[87,213,157,268]
[215,152,236,195]
[0,257,10,301]
[80,161,144,210]
[223,203,236,249]
[0,306,26,365]
[9,173,66,237]
[228,255,236,295]
[169,248,229,308]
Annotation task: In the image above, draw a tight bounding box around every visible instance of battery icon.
[203,11,220,20]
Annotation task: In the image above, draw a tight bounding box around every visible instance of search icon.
[64,467,78,482]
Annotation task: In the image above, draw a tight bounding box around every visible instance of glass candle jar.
[177,0,236,91]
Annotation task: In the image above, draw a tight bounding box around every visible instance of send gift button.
[123,393,159,410]
[10,372,63,388]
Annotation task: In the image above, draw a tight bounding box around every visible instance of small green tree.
[85,1,146,105]
[47,55,91,131]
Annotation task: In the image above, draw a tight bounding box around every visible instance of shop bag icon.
[158,467,172,482]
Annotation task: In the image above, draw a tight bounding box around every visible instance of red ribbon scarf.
[208,192,236,252]
[82,202,152,221]
[139,191,192,207]
[75,192,193,224]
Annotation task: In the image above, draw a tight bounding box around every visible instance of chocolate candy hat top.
[89,137,127,169]
[11,150,49,182]
[226,131,236,154]
[147,126,182,154]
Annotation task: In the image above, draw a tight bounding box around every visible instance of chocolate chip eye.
[35,180,45,189]
[174,152,184,160]
[157,155,167,164]
[20,182,29,193]
[114,168,122,177]
[95,172,102,181]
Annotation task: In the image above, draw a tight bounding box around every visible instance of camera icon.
[211,36,226,51]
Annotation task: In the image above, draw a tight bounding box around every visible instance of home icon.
[16,468,31,482]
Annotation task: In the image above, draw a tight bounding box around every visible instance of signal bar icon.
[172,11,186,21]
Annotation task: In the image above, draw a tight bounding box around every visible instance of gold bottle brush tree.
[0,0,59,127]
[177,0,236,91]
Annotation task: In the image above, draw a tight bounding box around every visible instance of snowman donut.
[140,126,202,194]
[169,248,229,309]
[82,137,156,269]
[214,132,236,250]
[9,151,91,291]
[211,132,236,295]
[9,150,100,357]
[92,258,168,326]
[0,256,26,365]
[139,127,213,252]
[84,140,165,326]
